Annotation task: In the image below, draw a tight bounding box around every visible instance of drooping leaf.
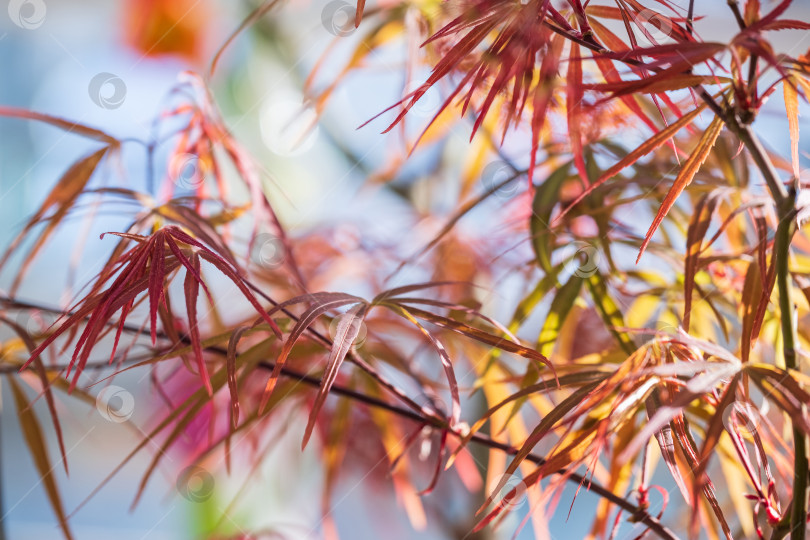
[672,414,734,539]
[683,191,725,330]
[259,293,363,414]
[567,46,587,185]
[384,303,551,370]
[0,147,110,293]
[558,103,709,220]
[389,304,461,427]
[302,302,369,449]
[646,393,692,504]
[585,271,636,355]
[637,115,724,262]
[184,251,211,394]
[9,377,74,540]
[0,314,68,474]
[537,276,583,357]
[0,106,116,143]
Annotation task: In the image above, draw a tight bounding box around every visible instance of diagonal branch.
[0,295,679,540]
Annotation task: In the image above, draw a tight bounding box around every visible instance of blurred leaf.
[530,162,572,273]
[0,147,110,293]
[784,78,800,179]
[585,271,636,355]
[0,107,116,143]
[537,275,583,356]
[9,377,74,540]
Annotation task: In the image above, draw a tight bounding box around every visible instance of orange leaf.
[567,45,587,185]
[10,377,74,540]
[637,115,724,262]
[0,106,116,143]
[559,103,709,220]
[0,146,110,293]
[784,78,800,179]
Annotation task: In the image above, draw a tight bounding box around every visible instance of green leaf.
[585,271,636,355]
[537,275,584,356]
[530,162,573,273]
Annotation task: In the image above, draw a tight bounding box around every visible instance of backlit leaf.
[638,115,724,262]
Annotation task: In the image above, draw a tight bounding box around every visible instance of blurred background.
[0,1,809,539]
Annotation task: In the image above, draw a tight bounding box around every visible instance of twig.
[251,361,679,540]
[540,10,787,206]
[728,0,746,29]
[0,295,680,540]
[687,0,695,37]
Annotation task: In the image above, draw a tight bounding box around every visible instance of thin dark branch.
[733,123,788,204]
[250,361,679,540]
[728,0,745,30]
[687,0,695,36]
[728,0,746,29]
[542,11,786,206]
[0,295,679,540]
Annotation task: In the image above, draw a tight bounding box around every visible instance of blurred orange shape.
[125,0,210,62]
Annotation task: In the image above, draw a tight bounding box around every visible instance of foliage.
[1,0,810,539]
